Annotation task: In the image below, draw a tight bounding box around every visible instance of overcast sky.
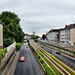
[0,0,75,36]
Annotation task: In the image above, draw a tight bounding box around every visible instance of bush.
[40,58,44,64]
[16,43,22,51]
[0,48,7,63]
[37,54,40,58]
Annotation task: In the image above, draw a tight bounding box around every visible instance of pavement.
[37,43,75,68]
[14,43,42,75]
[7,51,20,75]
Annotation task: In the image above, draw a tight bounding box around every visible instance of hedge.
[16,43,22,51]
[0,48,7,64]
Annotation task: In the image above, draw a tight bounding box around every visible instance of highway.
[37,43,75,68]
[14,43,42,75]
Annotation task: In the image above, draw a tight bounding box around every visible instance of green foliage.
[37,54,40,58]
[0,11,25,47]
[39,58,44,64]
[29,44,55,75]
[57,34,59,42]
[37,54,55,75]
[42,34,46,40]
[31,35,39,39]
[3,37,15,47]
[0,48,7,64]
[43,50,75,75]
[37,50,62,75]
[54,55,62,61]
[16,43,22,51]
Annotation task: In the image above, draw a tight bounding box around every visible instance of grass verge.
[42,50,75,75]
[37,50,62,75]
[37,54,55,75]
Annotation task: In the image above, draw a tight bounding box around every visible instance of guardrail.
[32,40,75,75]
[38,40,75,57]
[29,41,47,75]
[0,42,16,75]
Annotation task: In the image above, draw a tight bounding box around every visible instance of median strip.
[29,40,63,75]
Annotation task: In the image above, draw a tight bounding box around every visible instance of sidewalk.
[7,51,20,75]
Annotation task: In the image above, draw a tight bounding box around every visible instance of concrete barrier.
[0,42,16,75]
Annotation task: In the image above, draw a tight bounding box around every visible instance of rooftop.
[61,24,75,31]
[0,21,4,25]
[46,29,61,35]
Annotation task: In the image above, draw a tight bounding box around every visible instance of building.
[33,31,35,35]
[46,29,60,42]
[24,34,32,40]
[60,24,75,45]
[0,21,3,49]
[60,29,65,43]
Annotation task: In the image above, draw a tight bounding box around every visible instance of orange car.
[20,56,25,62]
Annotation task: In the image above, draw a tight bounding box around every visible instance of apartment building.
[60,24,75,45]
[46,29,59,42]
[0,21,3,49]
[60,29,65,43]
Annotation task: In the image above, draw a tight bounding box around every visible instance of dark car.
[56,51,61,54]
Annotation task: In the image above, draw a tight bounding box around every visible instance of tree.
[57,34,59,42]
[42,34,46,40]
[31,35,40,39]
[0,11,25,47]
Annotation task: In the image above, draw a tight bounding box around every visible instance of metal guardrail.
[38,40,75,57]
[29,42,47,75]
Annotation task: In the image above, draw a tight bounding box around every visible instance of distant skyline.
[0,0,75,36]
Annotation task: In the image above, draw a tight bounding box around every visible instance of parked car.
[56,51,61,54]
[20,56,25,62]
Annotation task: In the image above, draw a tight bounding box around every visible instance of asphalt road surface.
[14,43,42,75]
[37,43,75,68]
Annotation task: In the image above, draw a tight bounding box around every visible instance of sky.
[0,0,75,36]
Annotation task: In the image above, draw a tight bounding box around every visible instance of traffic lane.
[14,43,42,75]
[26,45,42,75]
[14,45,29,75]
[38,43,75,68]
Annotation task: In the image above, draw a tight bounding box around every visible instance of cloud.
[0,0,75,36]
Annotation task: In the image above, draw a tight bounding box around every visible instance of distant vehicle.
[26,46,28,48]
[49,50,52,53]
[56,51,61,54]
[20,56,25,62]
[23,44,25,46]
[50,49,52,51]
